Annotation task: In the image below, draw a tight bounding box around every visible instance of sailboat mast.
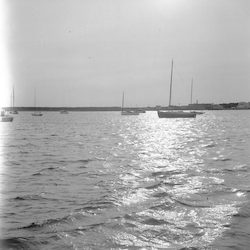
[34,87,36,110]
[13,86,15,107]
[190,79,193,104]
[169,60,173,108]
[122,91,124,111]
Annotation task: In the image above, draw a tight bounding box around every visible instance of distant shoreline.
[3,106,250,112]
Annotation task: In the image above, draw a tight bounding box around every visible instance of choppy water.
[0,110,250,250]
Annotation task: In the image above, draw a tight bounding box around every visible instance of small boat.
[121,92,139,116]
[9,110,18,114]
[158,110,196,118]
[190,111,204,115]
[121,110,140,115]
[32,112,43,117]
[31,87,43,116]
[0,110,14,122]
[158,60,196,118]
[9,86,18,114]
[60,110,69,114]
[138,109,146,113]
[189,79,204,115]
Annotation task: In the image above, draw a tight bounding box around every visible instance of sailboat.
[121,92,139,116]
[60,110,69,114]
[157,60,196,118]
[9,86,18,114]
[189,79,204,115]
[32,88,43,116]
[0,110,14,122]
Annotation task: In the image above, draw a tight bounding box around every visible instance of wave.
[143,181,163,190]
[32,172,42,176]
[214,158,232,162]
[233,202,250,218]
[151,170,182,177]
[41,166,66,171]
[75,159,93,163]
[180,247,200,250]
[4,161,21,166]
[174,197,212,208]
[19,216,68,230]
[201,143,217,148]
[54,158,94,165]
[17,210,110,232]
[142,218,169,226]
[11,194,58,202]
[0,237,41,250]
[31,166,67,176]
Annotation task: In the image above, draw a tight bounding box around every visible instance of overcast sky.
[0,0,249,108]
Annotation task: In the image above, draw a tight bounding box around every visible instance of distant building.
[211,104,223,110]
[220,103,238,109]
[188,103,213,110]
[236,102,250,109]
[188,103,224,110]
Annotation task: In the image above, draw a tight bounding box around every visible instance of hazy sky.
[1,0,250,107]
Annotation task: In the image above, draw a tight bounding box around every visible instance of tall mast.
[13,86,15,107]
[169,59,173,108]
[122,91,124,111]
[190,79,193,104]
[34,87,36,109]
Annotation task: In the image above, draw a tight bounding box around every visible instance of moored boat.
[190,111,204,115]
[158,60,196,118]
[9,110,18,114]
[158,110,196,118]
[31,87,43,116]
[137,109,146,113]
[189,79,204,115]
[60,110,69,114]
[121,110,140,115]
[9,86,18,114]
[32,112,43,116]
[121,92,139,116]
[0,110,14,122]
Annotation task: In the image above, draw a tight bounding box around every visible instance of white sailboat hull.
[9,111,18,114]
[0,116,14,122]
[190,111,204,115]
[32,113,43,116]
[0,110,14,122]
[121,92,139,116]
[60,110,69,114]
[121,111,139,116]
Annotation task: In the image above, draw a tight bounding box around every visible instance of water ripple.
[1,111,250,249]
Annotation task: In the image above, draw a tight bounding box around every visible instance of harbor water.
[0,110,250,250]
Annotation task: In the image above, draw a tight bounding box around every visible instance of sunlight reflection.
[109,111,248,247]
[115,112,209,206]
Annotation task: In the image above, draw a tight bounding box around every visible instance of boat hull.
[190,111,204,115]
[60,110,69,114]
[158,111,196,118]
[121,111,139,116]
[0,110,14,122]
[0,116,14,122]
[32,113,43,116]
[9,111,18,114]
